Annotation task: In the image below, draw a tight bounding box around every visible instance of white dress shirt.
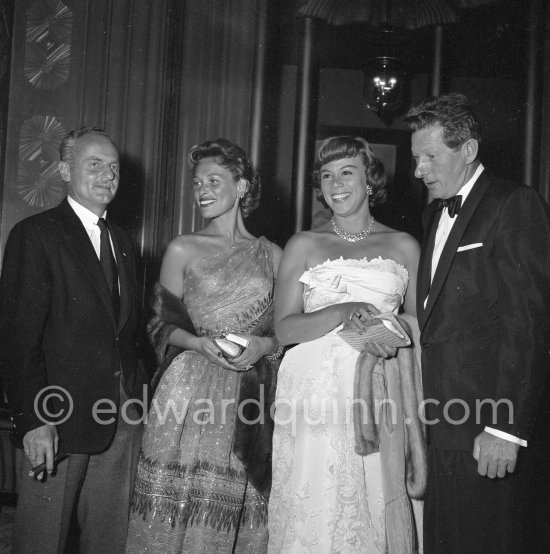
[67,195,108,259]
[430,163,484,283]
[427,164,527,448]
[67,196,119,290]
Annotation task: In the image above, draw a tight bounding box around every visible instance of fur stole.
[353,314,426,497]
[352,314,426,553]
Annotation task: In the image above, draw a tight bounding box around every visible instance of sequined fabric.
[126,238,275,553]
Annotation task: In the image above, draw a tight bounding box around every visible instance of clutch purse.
[337,313,411,351]
[213,334,250,359]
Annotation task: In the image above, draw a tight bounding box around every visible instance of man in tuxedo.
[406,93,550,553]
[0,127,148,553]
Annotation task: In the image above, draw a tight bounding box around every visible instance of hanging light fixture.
[362,25,410,122]
[363,55,408,121]
[299,0,503,122]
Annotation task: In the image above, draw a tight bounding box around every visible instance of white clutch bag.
[213,333,250,359]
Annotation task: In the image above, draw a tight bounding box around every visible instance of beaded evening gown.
[126,237,276,554]
[268,257,410,554]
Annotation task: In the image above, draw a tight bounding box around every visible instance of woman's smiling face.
[319,155,370,216]
[193,157,239,218]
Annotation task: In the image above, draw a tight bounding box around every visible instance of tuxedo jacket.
[0,198,148,453]
[417,171,550,451]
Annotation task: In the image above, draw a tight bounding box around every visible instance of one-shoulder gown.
[127,238,276,553]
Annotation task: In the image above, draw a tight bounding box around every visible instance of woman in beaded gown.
[126,139,283,553]
[268,136,424,553]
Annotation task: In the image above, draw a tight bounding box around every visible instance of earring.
[236,191,245,200]
[366,184,373,196]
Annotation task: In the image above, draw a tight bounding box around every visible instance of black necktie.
[97,218,120,318]
[437,195,462,218]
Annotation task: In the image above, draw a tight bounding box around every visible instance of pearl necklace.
[331,216,375,243]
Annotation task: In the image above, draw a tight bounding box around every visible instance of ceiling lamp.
[363,56,408,121]
[299,0,502,121]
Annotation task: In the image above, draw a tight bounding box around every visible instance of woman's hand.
[193,336,239,371]
[341,302,397,359]
[340,302,380,331]
[229,335,275,371]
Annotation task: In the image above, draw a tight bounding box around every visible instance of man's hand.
[473,430,519,478]
[22,424,58,480]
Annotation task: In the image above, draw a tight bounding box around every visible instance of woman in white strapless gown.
[268,137,423,553]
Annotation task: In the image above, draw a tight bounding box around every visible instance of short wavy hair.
[59,126,114,165]
[404,92,482,150]
[312,136,387,208]
[188,138,260,219]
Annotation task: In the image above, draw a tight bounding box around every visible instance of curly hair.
[188,138,260,219]
[404,92,482,150]
[312,136,387,208]
[59,127,114,165]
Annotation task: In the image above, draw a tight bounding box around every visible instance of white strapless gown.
[268,258,409,554]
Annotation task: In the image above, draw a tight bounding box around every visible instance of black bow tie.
[437,195,462,218]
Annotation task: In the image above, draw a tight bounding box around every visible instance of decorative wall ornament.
[17,115,66,208]
[24,41,70,90]
[24,0,72,90]
[19,114,65,161]
[17,161,65,208]
[26,0,72,43]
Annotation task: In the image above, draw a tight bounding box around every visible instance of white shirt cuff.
[484,426,527,447]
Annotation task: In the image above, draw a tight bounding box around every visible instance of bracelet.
[265,343,284,362]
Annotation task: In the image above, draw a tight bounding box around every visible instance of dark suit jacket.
[0,198,148,453]
[417,171,550,451]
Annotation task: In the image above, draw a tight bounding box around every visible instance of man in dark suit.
[406,93,550,553]
[0,127,148,553]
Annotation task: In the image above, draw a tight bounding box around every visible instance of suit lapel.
[422,173,492,330]
[109,226,132,333]
[57,199,118,327]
